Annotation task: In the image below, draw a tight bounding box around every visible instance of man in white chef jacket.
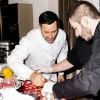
[7,11,68,87]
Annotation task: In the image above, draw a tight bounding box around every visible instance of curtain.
[59,0,80,80]
[59,0,77,49]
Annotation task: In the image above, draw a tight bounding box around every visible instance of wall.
[8,0,58,28]
[78,0,100,11]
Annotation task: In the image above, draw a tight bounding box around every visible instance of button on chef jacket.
[7,28,68,82]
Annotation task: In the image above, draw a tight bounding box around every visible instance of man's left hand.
[29,72,46,87]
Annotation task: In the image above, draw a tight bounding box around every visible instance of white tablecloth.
[0,64,35,100]
[0,88,34,100]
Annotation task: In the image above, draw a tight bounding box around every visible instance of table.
[0,88,34,100]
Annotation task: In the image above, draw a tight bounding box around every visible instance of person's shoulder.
[26,28,40,37]
[59,29,67,35]
[56,29,67,43]
[28,28,40,34]
[20,28,40,44]
[58,29,67,38]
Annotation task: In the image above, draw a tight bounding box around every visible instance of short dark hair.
[68,1,100,22]
[39,11,59,25]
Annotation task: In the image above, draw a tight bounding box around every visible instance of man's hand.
[29,72,46,87]
[58,74,65,82]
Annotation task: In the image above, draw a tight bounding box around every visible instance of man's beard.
[81,27,92,41]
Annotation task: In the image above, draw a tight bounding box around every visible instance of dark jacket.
[67,37,93,69]
[53,22,100,99]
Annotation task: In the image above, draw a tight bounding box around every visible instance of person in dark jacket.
[40,1,100,99]
[64,37,93,79]
[67,37,93,69]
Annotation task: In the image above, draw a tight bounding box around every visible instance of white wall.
[48,0,58,15]
[78,0,100,11]
[8,0,58,28]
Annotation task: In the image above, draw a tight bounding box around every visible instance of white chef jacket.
[7,28,68,82]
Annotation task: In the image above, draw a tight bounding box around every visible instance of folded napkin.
[0,88,34,100]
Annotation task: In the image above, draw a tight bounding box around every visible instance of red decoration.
[17,80,43,98]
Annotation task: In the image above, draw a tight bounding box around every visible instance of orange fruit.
[2,67,13,79]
